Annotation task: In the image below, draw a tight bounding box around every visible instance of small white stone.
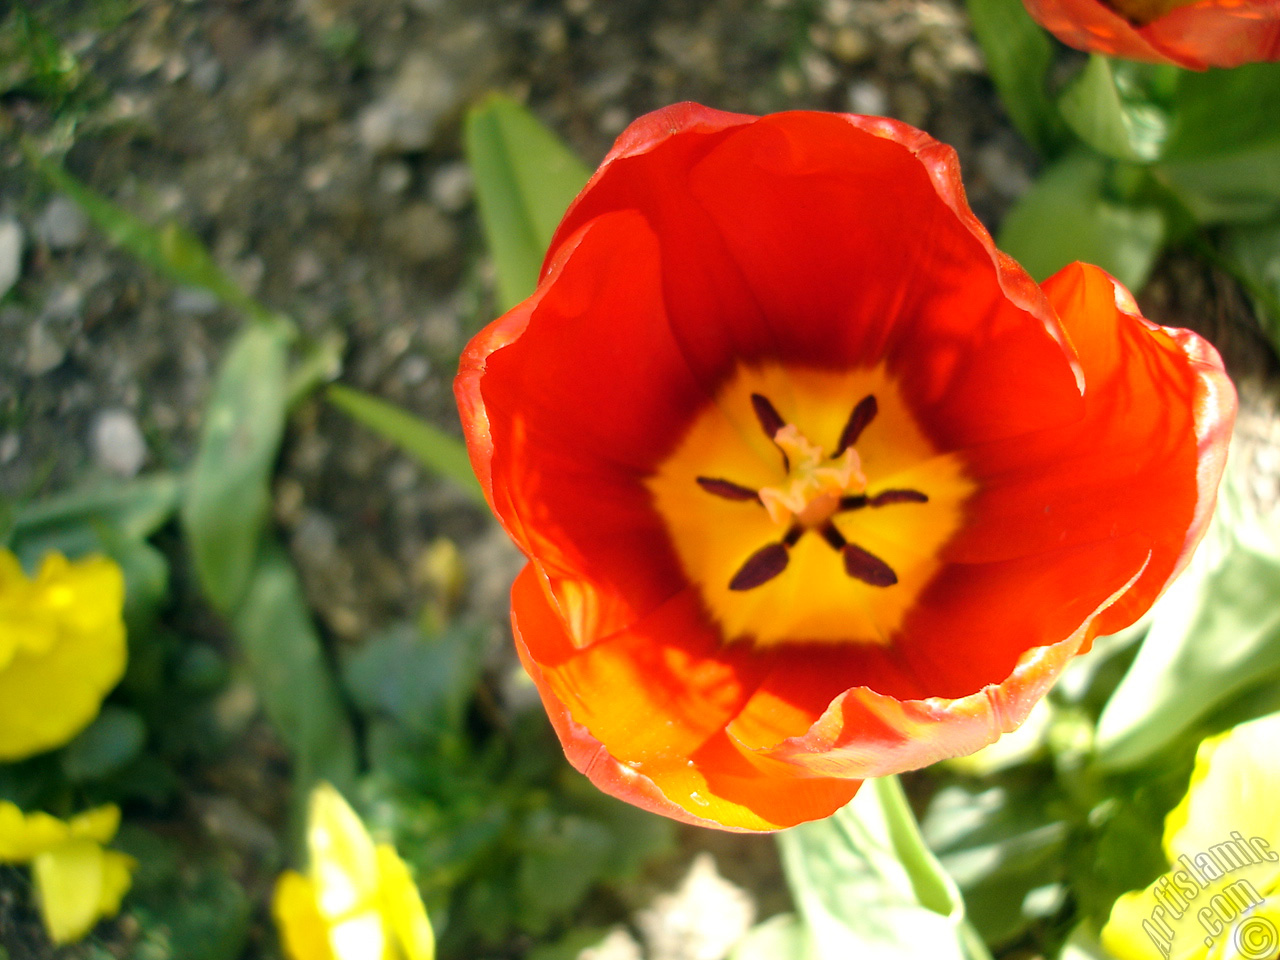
[429,162,473,213]
[847,79,888,117]
[36,196,89,251]
[91,409,148,478]
[0,218,23,299]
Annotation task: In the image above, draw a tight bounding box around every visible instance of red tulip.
[1021,0,1280,68]
[455,104,1235,831]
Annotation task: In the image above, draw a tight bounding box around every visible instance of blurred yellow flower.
[273,782,435,960]
[0,549,127,761]
[1103,712,1280,960]
[0,801,135,945]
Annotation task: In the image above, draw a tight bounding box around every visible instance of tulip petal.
[952,262,1232,637]
[460,210,707,644]
[511,564,861,830]
[1021,0,1280,68]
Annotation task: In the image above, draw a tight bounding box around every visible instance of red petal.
[459,210,710,643]
[511,564,860,830]
[683,112,1087,448]
[1020,0,1280,68]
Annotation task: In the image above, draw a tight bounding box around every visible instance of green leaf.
[1058,56,1170,163]
[59,706,147,782]
[777,776,992,960]
[1095,463,1280,770]
[515,810,613,935]
[125,860,252,960]
[231,540,358,804]
[732,914,810,960]
[342,622,487,735]
[11,473,181,544]
[25,149,280,325]
[1223,219,1280,352]
[181,322,290,613]
[326,384,484,504]
[465,94,592,309]
[998,152,1166,292]
[964,0,1070,157]
[1157,63,1280,224]
[922,779,1069,947]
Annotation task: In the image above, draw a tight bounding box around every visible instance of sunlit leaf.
[998,152,1165,292]
[1058,55,1170,163]
[26,149,279,324]
[964,0,1070,157]
[1095,461,1280,770]
[231,540,358,802]
[922,778,1069,947]
[465,94,592,309]
[326,384,483,503]
[181,322,290,614]
[776,776,992,960]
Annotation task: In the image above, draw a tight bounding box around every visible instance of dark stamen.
[870,489,929,506]
[842,544,898,587]
[819,521,847,551]
[839,494,868,511]
[750,393,790,472]
[696,477,760,502]
[783,524,804,548]
[750,393,786,439]
[834,395,878,455]
[729,542,791,591]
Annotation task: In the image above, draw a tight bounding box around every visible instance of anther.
[819,521,847,551]
[870,489,928,506]
[750,393,790,471]
[842,544,899,587]
[750,393,786,439]
[696,477,760,502]
[729,542,791,591]
[834,395,878,456]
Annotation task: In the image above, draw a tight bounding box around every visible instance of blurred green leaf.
[181,322,290,614]
[126,861,252,960]
[732,914,810,960]
[1058,56,1170,163]
[343,622,487,735]
[964,0,1070,157]
[1157,63,1280,224]
[527,929,617,960]
[777,776,992,960]
[25,149,279,324]
[232,540,358,803]
[1223,219,1280,351]
[1095,464,1280,770]
[11,474,180,544]
[465,93,592,309]
[922,778,1069,947]
[516,810,613,935]
[59,706,147,782]
[998,152,1165,292]
[326,384,483,504]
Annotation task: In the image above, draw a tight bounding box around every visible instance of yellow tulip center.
[1104,0,1201,24]
[647,363,975,647]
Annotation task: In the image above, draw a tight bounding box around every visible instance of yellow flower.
[1103,712,1280,960]
[0,549,127,761]
[0,801,136,945]
[273,783,435,960]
